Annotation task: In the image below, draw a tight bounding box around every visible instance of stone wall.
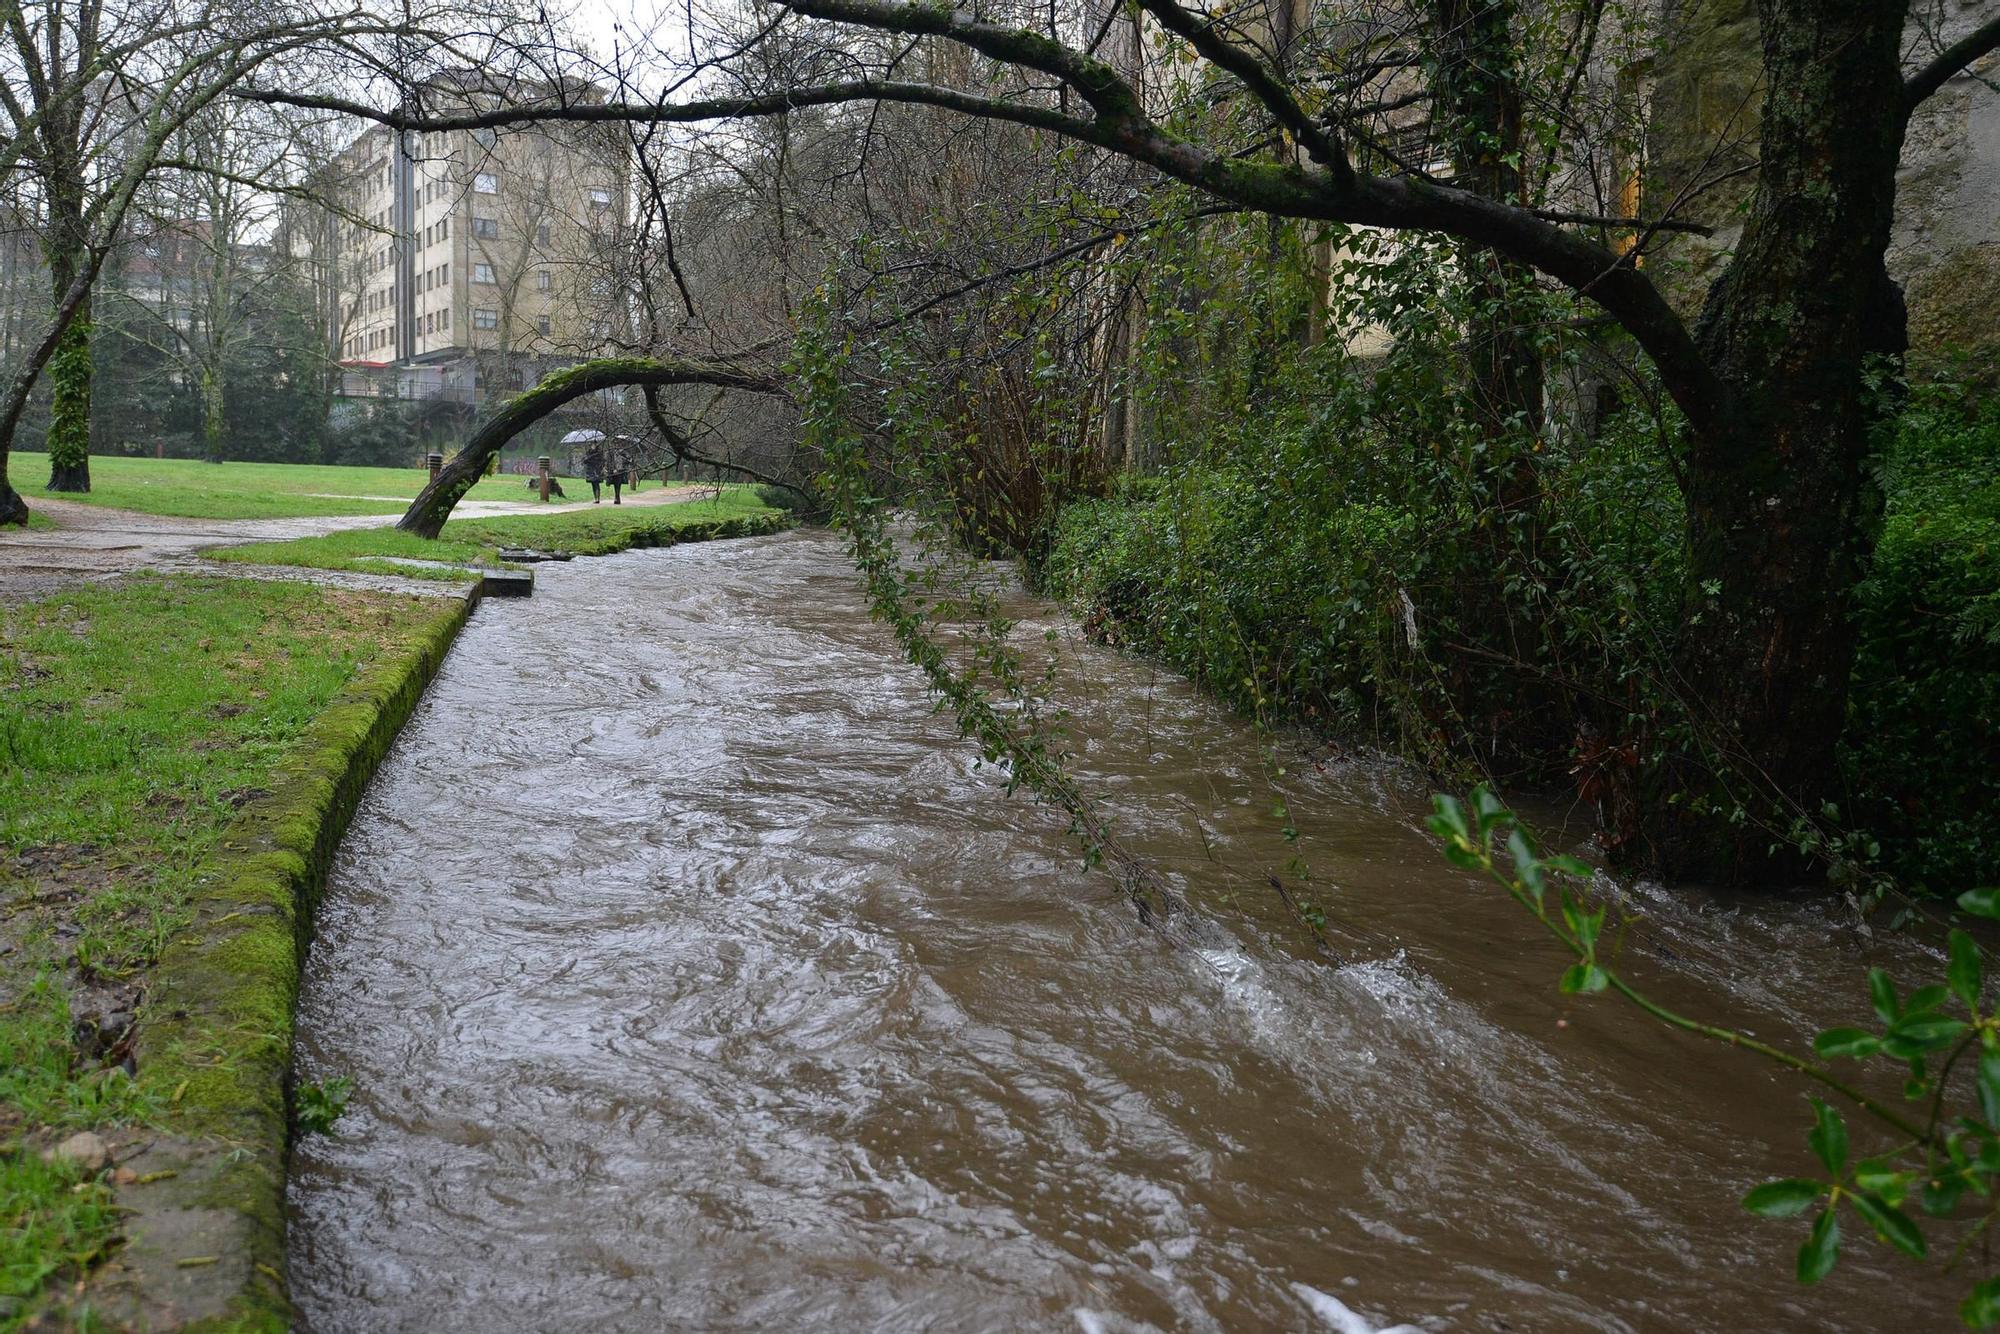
[1649,0,2000,368]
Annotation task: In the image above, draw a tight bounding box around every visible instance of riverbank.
[0,498,807,1327]
[0,574,473,1329]
[1032,378,2000,898]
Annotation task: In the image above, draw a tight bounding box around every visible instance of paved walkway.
[0,483,712,601]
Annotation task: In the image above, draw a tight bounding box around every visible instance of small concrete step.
[479,568,534,598]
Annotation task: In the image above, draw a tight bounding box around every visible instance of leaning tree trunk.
[397,356,785,538]
[1646,0,1911,881]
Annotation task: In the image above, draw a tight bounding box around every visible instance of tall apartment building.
[322,86,628,404]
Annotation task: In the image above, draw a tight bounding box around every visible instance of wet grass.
[204,487,789,575]
[205,528,505,582]
[5,452,580,521]
[445,486,784,554]
[0,575,461,1320]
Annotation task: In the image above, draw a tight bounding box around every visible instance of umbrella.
[559,428,606,444]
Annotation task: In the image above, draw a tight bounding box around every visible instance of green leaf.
[1978,1050,2000,1129]
[1472,785,1509,837]
[1429,794,1469,842]
[1959,889,2000,920]
[1742,1179,1824,1217]
[1921,1173,1965,1217]
[1907,985,1952,1016]
[1890,1015,1969,1048]
[1797,1207,1840,1284]
[1808,1099,1849,1176]
[1559,962,1608,994]
[1853,1159,1911,1204]
[1849,1191,1925,1258]
[1442,843,1483,872]
[1951,929,1985,1013]
[1813,1028,1881,1060]
[1869,968,1900,1023]
[1507,828,1544,904]
[1543,853,1592,878]
[1962,1276,2000,1327]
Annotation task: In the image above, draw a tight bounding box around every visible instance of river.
[286,529,1954,1331]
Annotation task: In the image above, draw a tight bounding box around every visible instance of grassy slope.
[0,577,462,1322]
[6,452,580,521]
[207,487,788,574]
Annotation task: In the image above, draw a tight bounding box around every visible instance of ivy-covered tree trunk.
[44,300,92,493]
[40,85,94,495]
[1645,0,1911,879]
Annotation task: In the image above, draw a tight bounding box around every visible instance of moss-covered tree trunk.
[1645,0,1912,879]
[41,92,93,494]
[45,301,93,492]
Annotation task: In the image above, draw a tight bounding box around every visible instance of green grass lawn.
[0,576,462,1317]
[203,528,508,582]
[207,487,789,574]
[6,452,585,521]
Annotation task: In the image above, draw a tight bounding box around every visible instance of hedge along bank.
[60,588,473,1331]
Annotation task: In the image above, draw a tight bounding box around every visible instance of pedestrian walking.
[583,442,606,503]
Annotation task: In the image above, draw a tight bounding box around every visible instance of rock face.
[1649,0,2000,369]
[46,1130,111,1173]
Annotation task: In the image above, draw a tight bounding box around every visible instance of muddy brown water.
[287,529,1959,1331]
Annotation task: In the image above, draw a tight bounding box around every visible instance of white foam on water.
[1290,1282,1428,1334]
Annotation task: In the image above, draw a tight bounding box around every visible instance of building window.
[441,306,450,330]
[587,187,612,209]
[536,314,550,335]
[474,171,498,194]
[536,269,551,291]
[473,307,498,329]
[473,216,499,239]
[536,221,550,246]
[473,263,496,285]
[441,217,450,239]
[471,127,497,148]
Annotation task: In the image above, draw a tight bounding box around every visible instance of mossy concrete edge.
[91,585,478,1331]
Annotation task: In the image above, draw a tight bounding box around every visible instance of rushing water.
[288,529,1954,1331]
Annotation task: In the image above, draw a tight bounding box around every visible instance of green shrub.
[1844,382,2000,891]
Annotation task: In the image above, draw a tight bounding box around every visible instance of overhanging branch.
[1906,15,2000,111]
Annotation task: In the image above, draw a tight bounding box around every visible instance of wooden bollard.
[427,452,444,481]
[155,441,165,459]
[538,455,552,503]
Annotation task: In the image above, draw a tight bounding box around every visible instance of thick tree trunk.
[45,300,92,492]
[1646,0,1911,880]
